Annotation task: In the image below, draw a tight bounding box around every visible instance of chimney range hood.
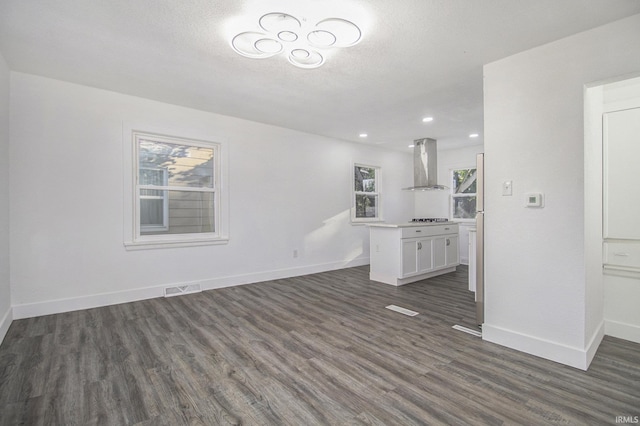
[402,138,448,191]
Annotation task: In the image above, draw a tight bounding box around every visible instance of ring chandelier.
[231,12,362,69]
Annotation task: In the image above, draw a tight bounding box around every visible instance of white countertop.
[368,221,459,228]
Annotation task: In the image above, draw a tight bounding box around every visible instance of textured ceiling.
[1,0,639,151]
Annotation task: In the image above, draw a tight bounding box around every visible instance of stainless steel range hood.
[403,138,448,191]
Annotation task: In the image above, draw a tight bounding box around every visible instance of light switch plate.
[502,180,513,196]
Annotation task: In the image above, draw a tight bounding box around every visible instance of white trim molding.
[0,306,12,346]
[605,319,640,344]
[12,257,369,320]
[482,322,604,371]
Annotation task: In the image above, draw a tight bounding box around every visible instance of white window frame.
[450,167,477,222]
[351,163,383,223]
[124,130,228,250]
[139,167,169,233]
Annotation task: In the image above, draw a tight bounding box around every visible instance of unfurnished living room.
[1,1,640,425]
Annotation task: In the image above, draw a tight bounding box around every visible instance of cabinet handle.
[415,230,421,233]
[446,238,450,246]
[613,252,630,257]
[418,242,422,250]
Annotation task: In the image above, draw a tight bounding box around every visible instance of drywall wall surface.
[9,72,413,315]
[482,13,640,369]
[0,51,11,342]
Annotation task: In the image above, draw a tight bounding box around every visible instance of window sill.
[124,237,229,250]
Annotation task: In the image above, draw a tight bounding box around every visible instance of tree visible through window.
[353,164,381,222]
[452,168,477,219]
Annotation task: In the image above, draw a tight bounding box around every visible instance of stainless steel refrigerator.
[475,153,485,325]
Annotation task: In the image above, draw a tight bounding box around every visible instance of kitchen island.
[369,222,459,286]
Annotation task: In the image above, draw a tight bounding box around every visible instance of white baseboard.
[482,323,599,371]
[0,305,12,345]
[12,257,370,320]
[605,319,640,344]
[585,321,605,367]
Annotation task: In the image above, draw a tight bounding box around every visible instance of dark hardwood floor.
[1,265,639,425]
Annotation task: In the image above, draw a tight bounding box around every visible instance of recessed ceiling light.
[359,133,368,138]
[422,117,434,123]
[408,144,415,148]
[469,133,479,138]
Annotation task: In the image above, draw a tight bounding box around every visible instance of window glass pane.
[140,168,165,186]
[140,190,215,235]
[453,169,477,194]
[355,166,376,192]
[139,140,214,188]
[140,198,164,227]
[355,194,377,218]
[452,196,476,219]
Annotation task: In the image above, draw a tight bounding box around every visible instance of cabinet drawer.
[604,242,640,268]
[401,224,458,239]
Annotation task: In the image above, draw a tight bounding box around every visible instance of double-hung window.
[451,168,477,220]
[131,132,223,247]
[352,163,382,222]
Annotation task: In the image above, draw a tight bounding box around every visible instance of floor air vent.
[452,325,482,337]
[385,305,419,316]
[164,284,202,298]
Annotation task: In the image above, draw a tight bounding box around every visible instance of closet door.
[603,107,640,240]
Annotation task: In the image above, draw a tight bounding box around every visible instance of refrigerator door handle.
[476,153,484,212]
[476,211,484,325]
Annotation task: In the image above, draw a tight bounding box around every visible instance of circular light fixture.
[291,49,310,59]
[288,49,324,69]
[408,144,415,148]
[259,13,301,33]
[278,31,298,42]
[469,133,479,138]
[231,12,362,69]
[422,116,434,123]
[359,133,368,138]
[315,18,361,47]
[308,30,337,47]
[232,32,281,58]
[255,38,283,54]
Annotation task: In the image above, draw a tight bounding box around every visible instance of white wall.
[0,52,11,343]
[415,144,484,264]
[9,72,413,318]
[482,13,640,369]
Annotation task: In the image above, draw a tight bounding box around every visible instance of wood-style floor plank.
[1,265,639,425]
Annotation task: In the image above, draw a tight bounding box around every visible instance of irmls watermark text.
[615,416,639,424]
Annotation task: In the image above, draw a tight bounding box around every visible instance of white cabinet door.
[401,240,418,276]
[402,238,434,277]
[604,107,640,240]
[433,237,446,269]
[417,238,434,274]
[446,236,459,267]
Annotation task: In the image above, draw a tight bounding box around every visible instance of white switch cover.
[502,180,513,196]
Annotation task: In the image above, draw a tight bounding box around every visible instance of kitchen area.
[368,138,484,321]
